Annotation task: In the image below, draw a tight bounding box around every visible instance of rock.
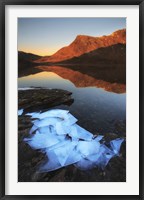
[18,89,73,113]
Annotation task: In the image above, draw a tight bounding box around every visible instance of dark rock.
[18,89,73,113]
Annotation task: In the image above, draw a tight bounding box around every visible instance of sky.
[18,18,126,56]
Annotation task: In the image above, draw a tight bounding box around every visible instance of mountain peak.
[110,28,126,37]
[35,29,126,63]
[74,34,95,43]
[75,34,91,39]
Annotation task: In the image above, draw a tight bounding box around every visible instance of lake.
[18,66,126,136]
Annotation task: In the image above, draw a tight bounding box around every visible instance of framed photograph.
[0,0,143,199]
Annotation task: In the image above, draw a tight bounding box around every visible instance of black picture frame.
[0,0,143,199]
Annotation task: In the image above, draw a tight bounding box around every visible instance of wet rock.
[18,89,73,113]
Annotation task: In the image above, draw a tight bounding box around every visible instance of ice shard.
[110,138,124,155]
[39,150,62,172]
[68,124,93,141]
[74,158,95,171]
[34,117,62,128]
[18,109,23,116]
[25,130,60,149]
[54,141,78,166]
[35,109,69,120]
[76,140,100,158]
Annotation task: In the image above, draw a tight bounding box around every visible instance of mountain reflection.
[37,65,126,94]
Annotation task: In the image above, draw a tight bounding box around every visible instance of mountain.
[18,51,42,69]
[18,51,42,62]
[59,43,126,65]
[35,29,126,63]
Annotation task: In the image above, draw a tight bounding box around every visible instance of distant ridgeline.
[18,28,126,65]
[34,28,126,63]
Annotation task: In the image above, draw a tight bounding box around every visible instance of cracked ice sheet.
[23,109,124,172]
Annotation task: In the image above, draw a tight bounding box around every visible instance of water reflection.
[38,66,126,93]
[18,70,126,135]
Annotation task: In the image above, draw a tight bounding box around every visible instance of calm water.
[18,70,126,135]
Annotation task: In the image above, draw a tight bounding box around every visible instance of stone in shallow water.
[23,109,124,172]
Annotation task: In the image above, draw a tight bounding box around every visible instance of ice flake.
[67,125,78,138]
[48,138,71,151]
[63,113,78,126]
[110,138,124,155]
[74,124,93,141]
[74,158,95,170]
[34,117,62,128]
[26,112,40,118]
[37,109,69,119]
[65,148,82,166]
[25,130,59,149]
[18,109,23,116]
[92,144,115,168]
[18,87,35,90]
[76,140,100,158]
[39,150,62,172]
[94,135,104,142]
[54,141,78,166]
[55,122,67,135]
[29,124,38,134]
[38,126,52,134]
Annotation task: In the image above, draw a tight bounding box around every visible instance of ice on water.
[18,109,23,116]
[23,109,124,172]
[110,138,124,155]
